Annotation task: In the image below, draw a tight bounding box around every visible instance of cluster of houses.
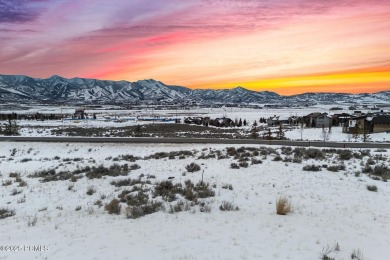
[268,111,390,134]
[184,117,245,127]
[343,113,390,134]
[185,111,390,134]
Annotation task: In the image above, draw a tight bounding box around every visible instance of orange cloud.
[192,67,390,95]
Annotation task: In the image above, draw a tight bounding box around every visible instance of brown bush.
[276,196,293,215]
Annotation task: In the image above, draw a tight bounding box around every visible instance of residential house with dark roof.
[372,115,390,133]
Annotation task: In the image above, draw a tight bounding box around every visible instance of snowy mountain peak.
[0,74,389,104]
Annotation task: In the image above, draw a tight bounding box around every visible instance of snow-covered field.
[1,106,389,142]
[0,142,389,259]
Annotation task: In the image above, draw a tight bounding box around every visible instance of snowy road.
[0,136,389,148]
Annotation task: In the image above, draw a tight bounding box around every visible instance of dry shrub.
[366,184,378,192]
[105,199,121,215]
[276,196,293,215]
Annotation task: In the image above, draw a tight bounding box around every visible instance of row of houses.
[267,111,390,133]
[266,113,334,128]
[343,114,390,134]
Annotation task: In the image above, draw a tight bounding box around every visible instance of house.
[184,117,203,125]
[267,116,290,126]
[213,117,235,127]
[303,113,330,128]
[74,108,87,119]
[288,116,299,126]
[372,115,390,133]
[185,116,235,127]
[267,116,280,126]
[332,113,352,126]
[316,114,332,128]
[343,114,373,134]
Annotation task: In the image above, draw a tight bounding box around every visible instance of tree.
[277,124,285,140]
[352,123,361,142]
[134,125,142,137]
[321,126,330,142]
[250,122,258,139]
[362,123,371,142]
[243,119,247,126]
[238,118,242,127]
[3,118,19,136]
[299,120,304,140]
[264,128,272,140]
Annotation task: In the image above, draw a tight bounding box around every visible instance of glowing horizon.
[1,0,390,95]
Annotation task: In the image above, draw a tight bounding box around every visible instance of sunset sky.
[1,0,390,95]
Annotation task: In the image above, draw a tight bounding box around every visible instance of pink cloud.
[0,0,390,94]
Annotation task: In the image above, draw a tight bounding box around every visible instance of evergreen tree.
[134,125,142,137]
[250,122,258,139]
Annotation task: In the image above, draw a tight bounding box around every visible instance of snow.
[1,107,389,142]
[0,87,29,98]
[0,142,389,259]
[284,126,389,142]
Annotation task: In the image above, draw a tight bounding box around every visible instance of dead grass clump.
[327,164,346,172]
[194,181,215,198]
[303,164,321,171]
[86,186,96,195]
[125,191,149,206]
[226,147,238,157]
[2,180,12,186]
[239,161,249,168]
[153,181,183,202]
[9,172,20,178]
[304,148,325,160]
[251,158,262,164]
[185,162,201,173]
[366,184,378,192]
[169,200,191,213]
[129,164,141,170]
[0,208,15,219]
[110,177,150,187]
[124,201,163,219]
[105,199,121,215]
[280,146,293,155]
[338,150,353,160]
[230,163,240,169]
[121,154,140,162]
[273,155,283,161]
[293,147,306,159]
[86,164,129,179]
[351,249,364,260]
[219,201,239,211]
[276,196,293,215]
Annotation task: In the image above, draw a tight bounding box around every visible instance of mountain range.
[0,74,389,105]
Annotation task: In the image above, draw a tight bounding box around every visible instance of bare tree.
[321,127,330,142]
[299,120,304,140]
